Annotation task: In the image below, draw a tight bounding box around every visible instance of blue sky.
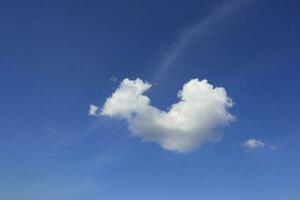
[1,0,300,199]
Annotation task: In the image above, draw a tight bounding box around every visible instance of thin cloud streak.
[155,0,252,81]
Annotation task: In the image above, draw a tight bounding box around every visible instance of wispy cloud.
[89,104,99,116]
[242,138,265,150]
[110,76,118,83]
[155,0,252,80]
[242,138,278,151]
[269,144,278,150]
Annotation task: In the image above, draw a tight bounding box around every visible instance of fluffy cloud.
[242,139,265,150]
[100,78,234,153]
[242,139,279,151]
[89,104,99,116]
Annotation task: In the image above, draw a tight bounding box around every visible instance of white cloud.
[242,139,279,151]
[99,78,234,153]
[89,104,99,116]
[242,139,265,150]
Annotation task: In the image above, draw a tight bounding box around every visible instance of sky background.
[1,0,300,199]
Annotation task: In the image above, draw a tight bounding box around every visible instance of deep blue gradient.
[1,0,300,199]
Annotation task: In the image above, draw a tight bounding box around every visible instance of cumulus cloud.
[89,104,99,116]
[242,139,279,151]
[242,139,265,150]
[99,78,234,153]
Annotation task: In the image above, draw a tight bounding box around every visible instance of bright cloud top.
[100,78,234,153]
